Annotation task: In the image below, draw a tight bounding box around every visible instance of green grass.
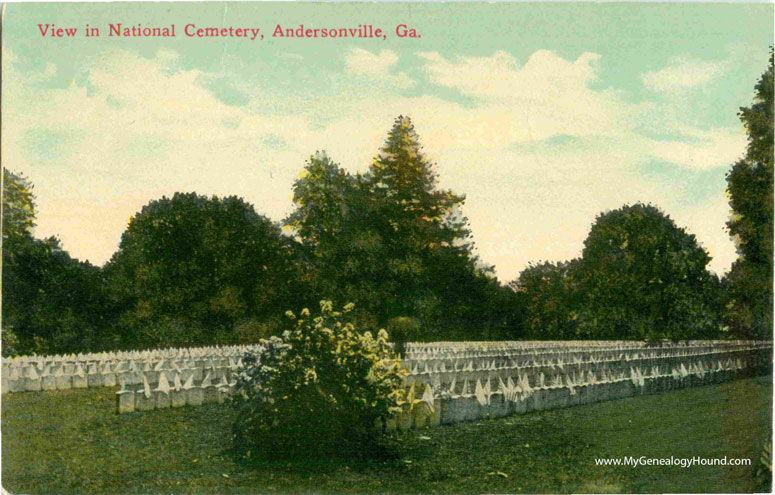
[3,376,771,494]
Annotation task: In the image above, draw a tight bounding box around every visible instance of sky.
[2,2,773,282]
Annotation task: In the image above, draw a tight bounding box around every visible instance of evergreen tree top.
[370,115,439,194]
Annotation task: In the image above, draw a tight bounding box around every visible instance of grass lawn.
[2,376,771,494]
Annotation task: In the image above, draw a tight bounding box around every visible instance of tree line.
[513,51,773,342]
[2,53,771,356]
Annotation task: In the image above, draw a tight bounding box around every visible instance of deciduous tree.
[2,168,110,355]
[286,117,521,341]
[577,203,722,340]
[724,50,773,339]
[107,192,302,348]
[512,260,582,340]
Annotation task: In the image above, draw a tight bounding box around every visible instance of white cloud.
[642,56,725,94]
[415,49,745,170]
[2,47,743,282]
[3,48,318,265]
[346,48,398,77]
[418,50,630,143]
[344,48,414,89]
[421,49,603,101]
[646,126,746,170]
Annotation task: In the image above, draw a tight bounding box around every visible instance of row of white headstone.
[402,347,767,391]
[414,353,762,396]
[402,340,770,368]
[404,346,760,373]
[2,340,770,421]
[115,347,766,418]
[2,343,261,394]
[384,347,770,430]
[405,339,764,354]
[116,368,237,413]
[110,341,771,418]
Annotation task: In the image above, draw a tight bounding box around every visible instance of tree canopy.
[286,116,520,341]
[2,168,110,356]
[511,260,582,340]
[363,116,478,327]
[724,50,774,339]
[12,85,773,354]
[511,204,723,341]
[576,203,722,340]
[2,168,36,241]
[106,192,303,348]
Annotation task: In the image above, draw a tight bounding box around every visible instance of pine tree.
[286,116,519,341]
[364,116,484,336]
[367,115,472,259]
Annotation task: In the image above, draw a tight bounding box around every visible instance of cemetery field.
[2,375,771,494]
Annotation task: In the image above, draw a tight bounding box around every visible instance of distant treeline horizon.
[2,53,772,357]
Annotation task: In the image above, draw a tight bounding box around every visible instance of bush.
[232,301,407,460]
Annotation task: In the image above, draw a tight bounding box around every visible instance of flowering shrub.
[232,301,407,458]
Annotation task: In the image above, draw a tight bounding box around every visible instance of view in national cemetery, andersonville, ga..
[1,2,773,494]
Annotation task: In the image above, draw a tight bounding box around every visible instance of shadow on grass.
[228,432,407,473]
